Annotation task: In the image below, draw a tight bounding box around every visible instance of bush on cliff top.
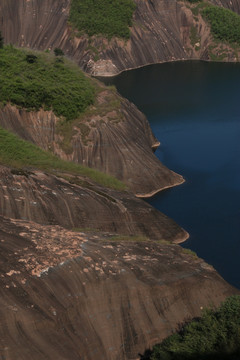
[69,0,136,39]
[148,295,240,360]
[0,46,95,120]
[202,5,240,46]
[0,126,126,190]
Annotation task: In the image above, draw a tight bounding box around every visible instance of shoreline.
[135,176,185,199]
[94,57,240,79]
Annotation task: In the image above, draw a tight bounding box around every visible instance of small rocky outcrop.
[1,0,239,76]
[0,215,238,360]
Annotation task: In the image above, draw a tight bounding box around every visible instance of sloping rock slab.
[0,216,238,360]
[0,166,188,242]
[0,100,184,196]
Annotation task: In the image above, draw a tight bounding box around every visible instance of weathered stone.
[0,216,238,360]
[0,166,188,242]
[0,98,184,196]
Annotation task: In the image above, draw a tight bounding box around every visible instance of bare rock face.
[1,0,239,76]
[0,166,188,242]
[0,95,184,196]
[212,0,240,13]
[0,216,238,360]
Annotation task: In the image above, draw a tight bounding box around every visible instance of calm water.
[101,61,240,289]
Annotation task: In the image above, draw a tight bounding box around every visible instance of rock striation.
[1,0,240,76]
[0,93,184,196]
[0,165,188,242]
[0,215,238,360]
[1,1,239,358]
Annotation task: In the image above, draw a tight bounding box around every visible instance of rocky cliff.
[0,90,184,197]
[0,215,238,360]
[0,165,188,242]
[0,1,239,358]
[2,164,237,360]
[1,0,240,76]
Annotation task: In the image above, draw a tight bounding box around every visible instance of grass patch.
[0,126,126,190]
[202,5,240,46]
[149,295,240,359]
[69,0,136,39]
[0,45,95,120]
[182,248,198,258]
[190,25,200,47]
[72,227,98,233]
[107,235,149,242]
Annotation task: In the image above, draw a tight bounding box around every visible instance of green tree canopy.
[147,296,240,360]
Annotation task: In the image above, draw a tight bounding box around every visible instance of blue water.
[101,61,240,289]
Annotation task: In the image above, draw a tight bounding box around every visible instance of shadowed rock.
[0,216,238,360]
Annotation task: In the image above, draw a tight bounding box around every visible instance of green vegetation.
[189,26,200,50]
[56,85,123,151]
[146,296,240,360]
[0,46,95,120]
[107,235,149,242]
[54,48,64,57]
[202,5,240,45]
[69,0,136,39]
[190,2,207,17]
[182,248,198,258]
[0,31,4,49]
[0,126,126,190]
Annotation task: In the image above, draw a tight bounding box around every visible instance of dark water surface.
[101,61,240,289]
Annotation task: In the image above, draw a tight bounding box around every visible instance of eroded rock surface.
[0,216,238,360]
[0,94,184,196]
[1,0,239,76]
[0,166,188,242]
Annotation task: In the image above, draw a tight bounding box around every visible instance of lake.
[101,61,240,289]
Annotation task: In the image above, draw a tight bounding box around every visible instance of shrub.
[54,48,64,56]
[69,0,136,39]
[0,46,95,120]
[149,296,240,360]
[26,54,38,63]
[202,5,240,45]
[0,31,3,49]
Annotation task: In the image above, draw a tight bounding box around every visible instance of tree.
[0,31,4,49]
[54,48,64,57]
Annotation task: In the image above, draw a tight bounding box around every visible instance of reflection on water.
[101,61,240,289]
